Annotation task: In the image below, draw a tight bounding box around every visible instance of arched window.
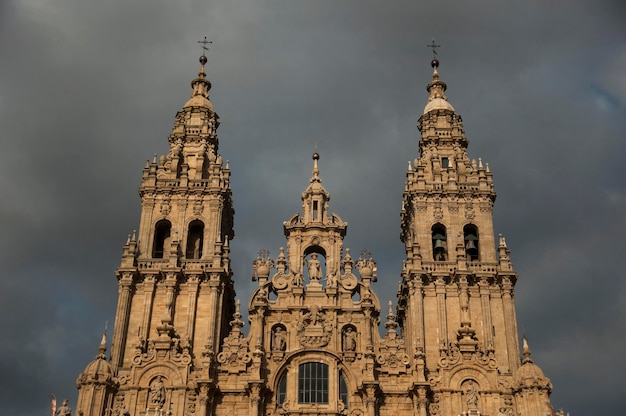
[339,370,349,408]
[464,224,479,261]
[152,220,172,258]
[431,223,448,261]
[185,220,204,259]
[277,372,287,408]
[298,362,329,404]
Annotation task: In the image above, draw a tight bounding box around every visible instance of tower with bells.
[76,52,236,416]
[74,50,559,416]
[396,57,555,415]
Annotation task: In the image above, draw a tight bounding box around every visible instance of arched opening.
[303,247,327,285]
[431,223,448,261]
[271,324,287,352]
[277,371,287,408]
[185,220,204,259]
[464,224,479,261]
[152,220,172,258]
[339,370,349,408]
[342,325,357,352]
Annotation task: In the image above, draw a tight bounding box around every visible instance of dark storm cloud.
[1,1,624,415]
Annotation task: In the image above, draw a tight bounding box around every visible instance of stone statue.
[150,376,167,407]
[343,327,356,352]
[306,254,321,281]
[273,327,287,351]
[465,380,478,409]
[325,270,337,288]
[56,399,71,416]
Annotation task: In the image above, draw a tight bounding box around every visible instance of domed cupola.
[423,58,455,115]
[183,53,214,111]
[300,152,331,224]
[76,333,114,386]
[513,337,553,392]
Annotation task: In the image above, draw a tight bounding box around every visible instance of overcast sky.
[1,1,625,415]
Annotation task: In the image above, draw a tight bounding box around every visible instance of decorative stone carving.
[217,301,251,373]
[295,305,334,348]
[192,200,203,216]
[160,199,172,216]
[376,302,410,374]
[149,376,167,408]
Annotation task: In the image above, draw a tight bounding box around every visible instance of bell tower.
[397,56,554,416]
[76,52,236,416]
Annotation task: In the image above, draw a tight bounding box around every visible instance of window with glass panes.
[298,362,329,404]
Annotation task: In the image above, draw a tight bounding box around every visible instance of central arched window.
[298,362,329,404]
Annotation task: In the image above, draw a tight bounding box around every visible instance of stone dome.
[77,335,114,385]
[424,97,455,114]
[80,353,114,383]
[183,94,214,111]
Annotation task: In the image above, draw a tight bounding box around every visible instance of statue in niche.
[306,254,321,281]
[272,327,287,352]
[465,380,478,409]
[150,376,167,407]
[343,327,356,352]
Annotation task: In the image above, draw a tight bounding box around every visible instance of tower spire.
[423,45,455,114]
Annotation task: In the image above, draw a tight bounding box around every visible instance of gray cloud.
[1,1,625,415]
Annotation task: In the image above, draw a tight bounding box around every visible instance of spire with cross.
[198,36,212,56]
[427,38,441,59]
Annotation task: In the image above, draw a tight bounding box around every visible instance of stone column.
[111,272,134,370]
[501,276,520,371]
[185,275,200,340]
[478,276,494,349]
[140,274,156,341]
[248,383,262,416]
[364,384,378,416]
[435,277,448,348]
[205,276,221,352]
[410,276,425,353]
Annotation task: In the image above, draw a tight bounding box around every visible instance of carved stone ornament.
[160,199,172,216]
[192,200,203,216]
[217,331,251,373]
[295,305,334,348]
[433,205,444,221]
[339,272,358,290]
[271,272,290,290]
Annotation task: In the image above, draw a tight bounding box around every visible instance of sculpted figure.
[56,399,71,416]
[343,327,356,352]
[306,254,321,281]
[150,376,166,407]
[273,327,287,352]
[465,380,478,409]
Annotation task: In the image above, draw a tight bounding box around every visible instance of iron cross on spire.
[198,36,212,55]
[427,38,441,59]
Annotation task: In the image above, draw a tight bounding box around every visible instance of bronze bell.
[434,239,445,250]
[465,240,477,251]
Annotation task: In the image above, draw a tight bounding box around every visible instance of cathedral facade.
[74,54,556,416]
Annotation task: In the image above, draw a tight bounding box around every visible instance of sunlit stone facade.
[75,55,557,416]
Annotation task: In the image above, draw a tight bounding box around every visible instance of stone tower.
[76,53,235,416]
[396,58,554,415]
[75,54,558,416]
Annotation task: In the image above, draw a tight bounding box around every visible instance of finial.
[195,37,212,80]
[311,151,320,180]
[198,36,212,60]
[98,321,108,356]
[427,38,441,68]
[522,335,534,363]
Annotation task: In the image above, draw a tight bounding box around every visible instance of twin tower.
[74,54,557,416]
